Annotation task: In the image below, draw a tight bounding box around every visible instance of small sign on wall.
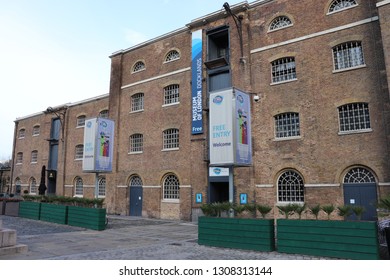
[196,193,203,204]
[240,193,248,205]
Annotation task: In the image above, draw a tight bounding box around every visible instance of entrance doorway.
[343,167,378,221]
[129,176,143,217]
[209,182,229,203]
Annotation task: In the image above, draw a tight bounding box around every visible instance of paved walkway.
[0,215,335,260]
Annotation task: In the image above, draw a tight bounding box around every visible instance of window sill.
[162,102,180,108]
[74,158,83,161]
[273,136,301,142]
[276,201,305,206]
[162,148,179,152]
[130,109,144,114]
[162,199,180,204]
[332,64,366,74]
[270,78,297,86]
[129,151,143,155]
[338,129,372,136]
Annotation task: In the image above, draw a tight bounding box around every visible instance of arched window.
[163,174,180,200]
[75,144,84,160]
[32,125,40,136]
[278,170,304,202]
[74,177,83,196]
[129,175,143,188]
[132,61,145,73]
[333,41,364,71]
[338,103,371,133]
[269,16,292,31]
[99,110,109,118]
[29,177,37,195]
[31,150,38,163]
[271,57,296,83]
[131,93,144,112]
[165,50,180,62]
[163,84,180,105]
[274,112,300,139]
[344,167,375,183]
[329,0,357,14]
[18,129,26,138]
[76,115,86,127]
[98,176,106,197]
[16,152,23,164]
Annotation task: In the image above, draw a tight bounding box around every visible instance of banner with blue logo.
[191,29,203,134]
[235,89,252,165]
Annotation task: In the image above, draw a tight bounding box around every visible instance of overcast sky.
[0,0,244,161]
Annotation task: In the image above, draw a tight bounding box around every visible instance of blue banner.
[191,30,203,134]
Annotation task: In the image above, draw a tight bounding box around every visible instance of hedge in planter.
[19,201,41,220]
[40,203,68,225]
[67,206,106,230]
[277,219,380,260]
[198,216,275,252]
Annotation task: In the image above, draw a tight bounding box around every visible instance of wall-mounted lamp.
[223,2,244,59]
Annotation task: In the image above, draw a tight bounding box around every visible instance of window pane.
[271,57,296,83]
[338,103,370,132]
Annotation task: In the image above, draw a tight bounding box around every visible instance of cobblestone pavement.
[0,215,337,260]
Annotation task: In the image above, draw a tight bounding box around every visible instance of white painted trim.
[377,0,390,8]
[116,185,128,188]
[84,185,95,188]
[379,182,390,186]
[143,185,161,189]
[180,185,191,188]
[251,17,379,54]
[256,184,273,188]
[121,67,191,90]
[64,185,73,188]
[305,184,340,188]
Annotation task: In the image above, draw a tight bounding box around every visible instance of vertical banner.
[209,89,234,165]
[191,29,203,134]
[83,118,115,173]
[235,89,252,165]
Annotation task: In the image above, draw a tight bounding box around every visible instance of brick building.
[11,0,390,221]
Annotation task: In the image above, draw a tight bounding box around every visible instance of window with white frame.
[18,129,26,138]
[74,177,83,196]
[99,110,109,118]
[269,16,292,31]
[163,128,179,150]
[131,93,144,112]
[344,167,375,183]
[29,177,37,195]
[98,176,106,197]
[163,174,180,200]
[129,175,143,188]
[163,84,180,105]
[130,134,143,153]
[328,0,357,14]
[275,112,300,139]
[132,61,145,73]
[31,150,38,163]
[77,115,86,127]
[271,57,296,83]
[16,152,23,164]
[75,144,84,160]
[278,170,304,202]
[165,50,180,62]
[333,41,365,71]
[338,103,371,133]
[32,125,40,136]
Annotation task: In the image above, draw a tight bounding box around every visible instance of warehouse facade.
[11,0,390,221]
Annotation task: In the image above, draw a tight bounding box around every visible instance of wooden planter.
[198,216,275,252]
[4,201,20,216]
[277,219,380,260]
[19,201,41,220]
[40,203,68,225]
[67,206,106,230]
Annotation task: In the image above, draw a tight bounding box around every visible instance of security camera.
[253,95,260,102]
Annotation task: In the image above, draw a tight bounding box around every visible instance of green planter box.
[198,216,275,252]
[40,203,68,225]
[277,219,380,260]
[67,206,106,230]
[4,201,20,216]
[19,201,41,220]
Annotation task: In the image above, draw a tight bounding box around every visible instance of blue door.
[130,187,143,216]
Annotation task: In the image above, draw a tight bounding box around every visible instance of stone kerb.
[0,218,28,256]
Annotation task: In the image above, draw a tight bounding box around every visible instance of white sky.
[0,0,243,161]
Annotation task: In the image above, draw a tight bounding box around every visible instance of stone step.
[1,229,17,247]
[0,244,28,256]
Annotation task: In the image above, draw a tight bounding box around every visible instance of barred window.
[130,134,143,153]
[271,57,296,83]
[99,110,109,118]
[74,177,83,196]
[338,103,371,133]
[163,174,180,200]
[165,50,180,62]
[269,16,292,31]
[329,0,357,13]
[344,167,375,183]
[129,176,143,188]
[275,113,300,139]
[31,150,38,163]
[18,129,26,138]
[16,152,23,164]
[163,129,179,150]
[132,61,145,73]
[131,93,144,112]
[32,125,40,136]
[29,177,37,195]
[75,144,84,159]
[77,115,86,127]
[278,170,304,202]
[333,41,364,71]
[164,84,180,105]
[98,176,106,197]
